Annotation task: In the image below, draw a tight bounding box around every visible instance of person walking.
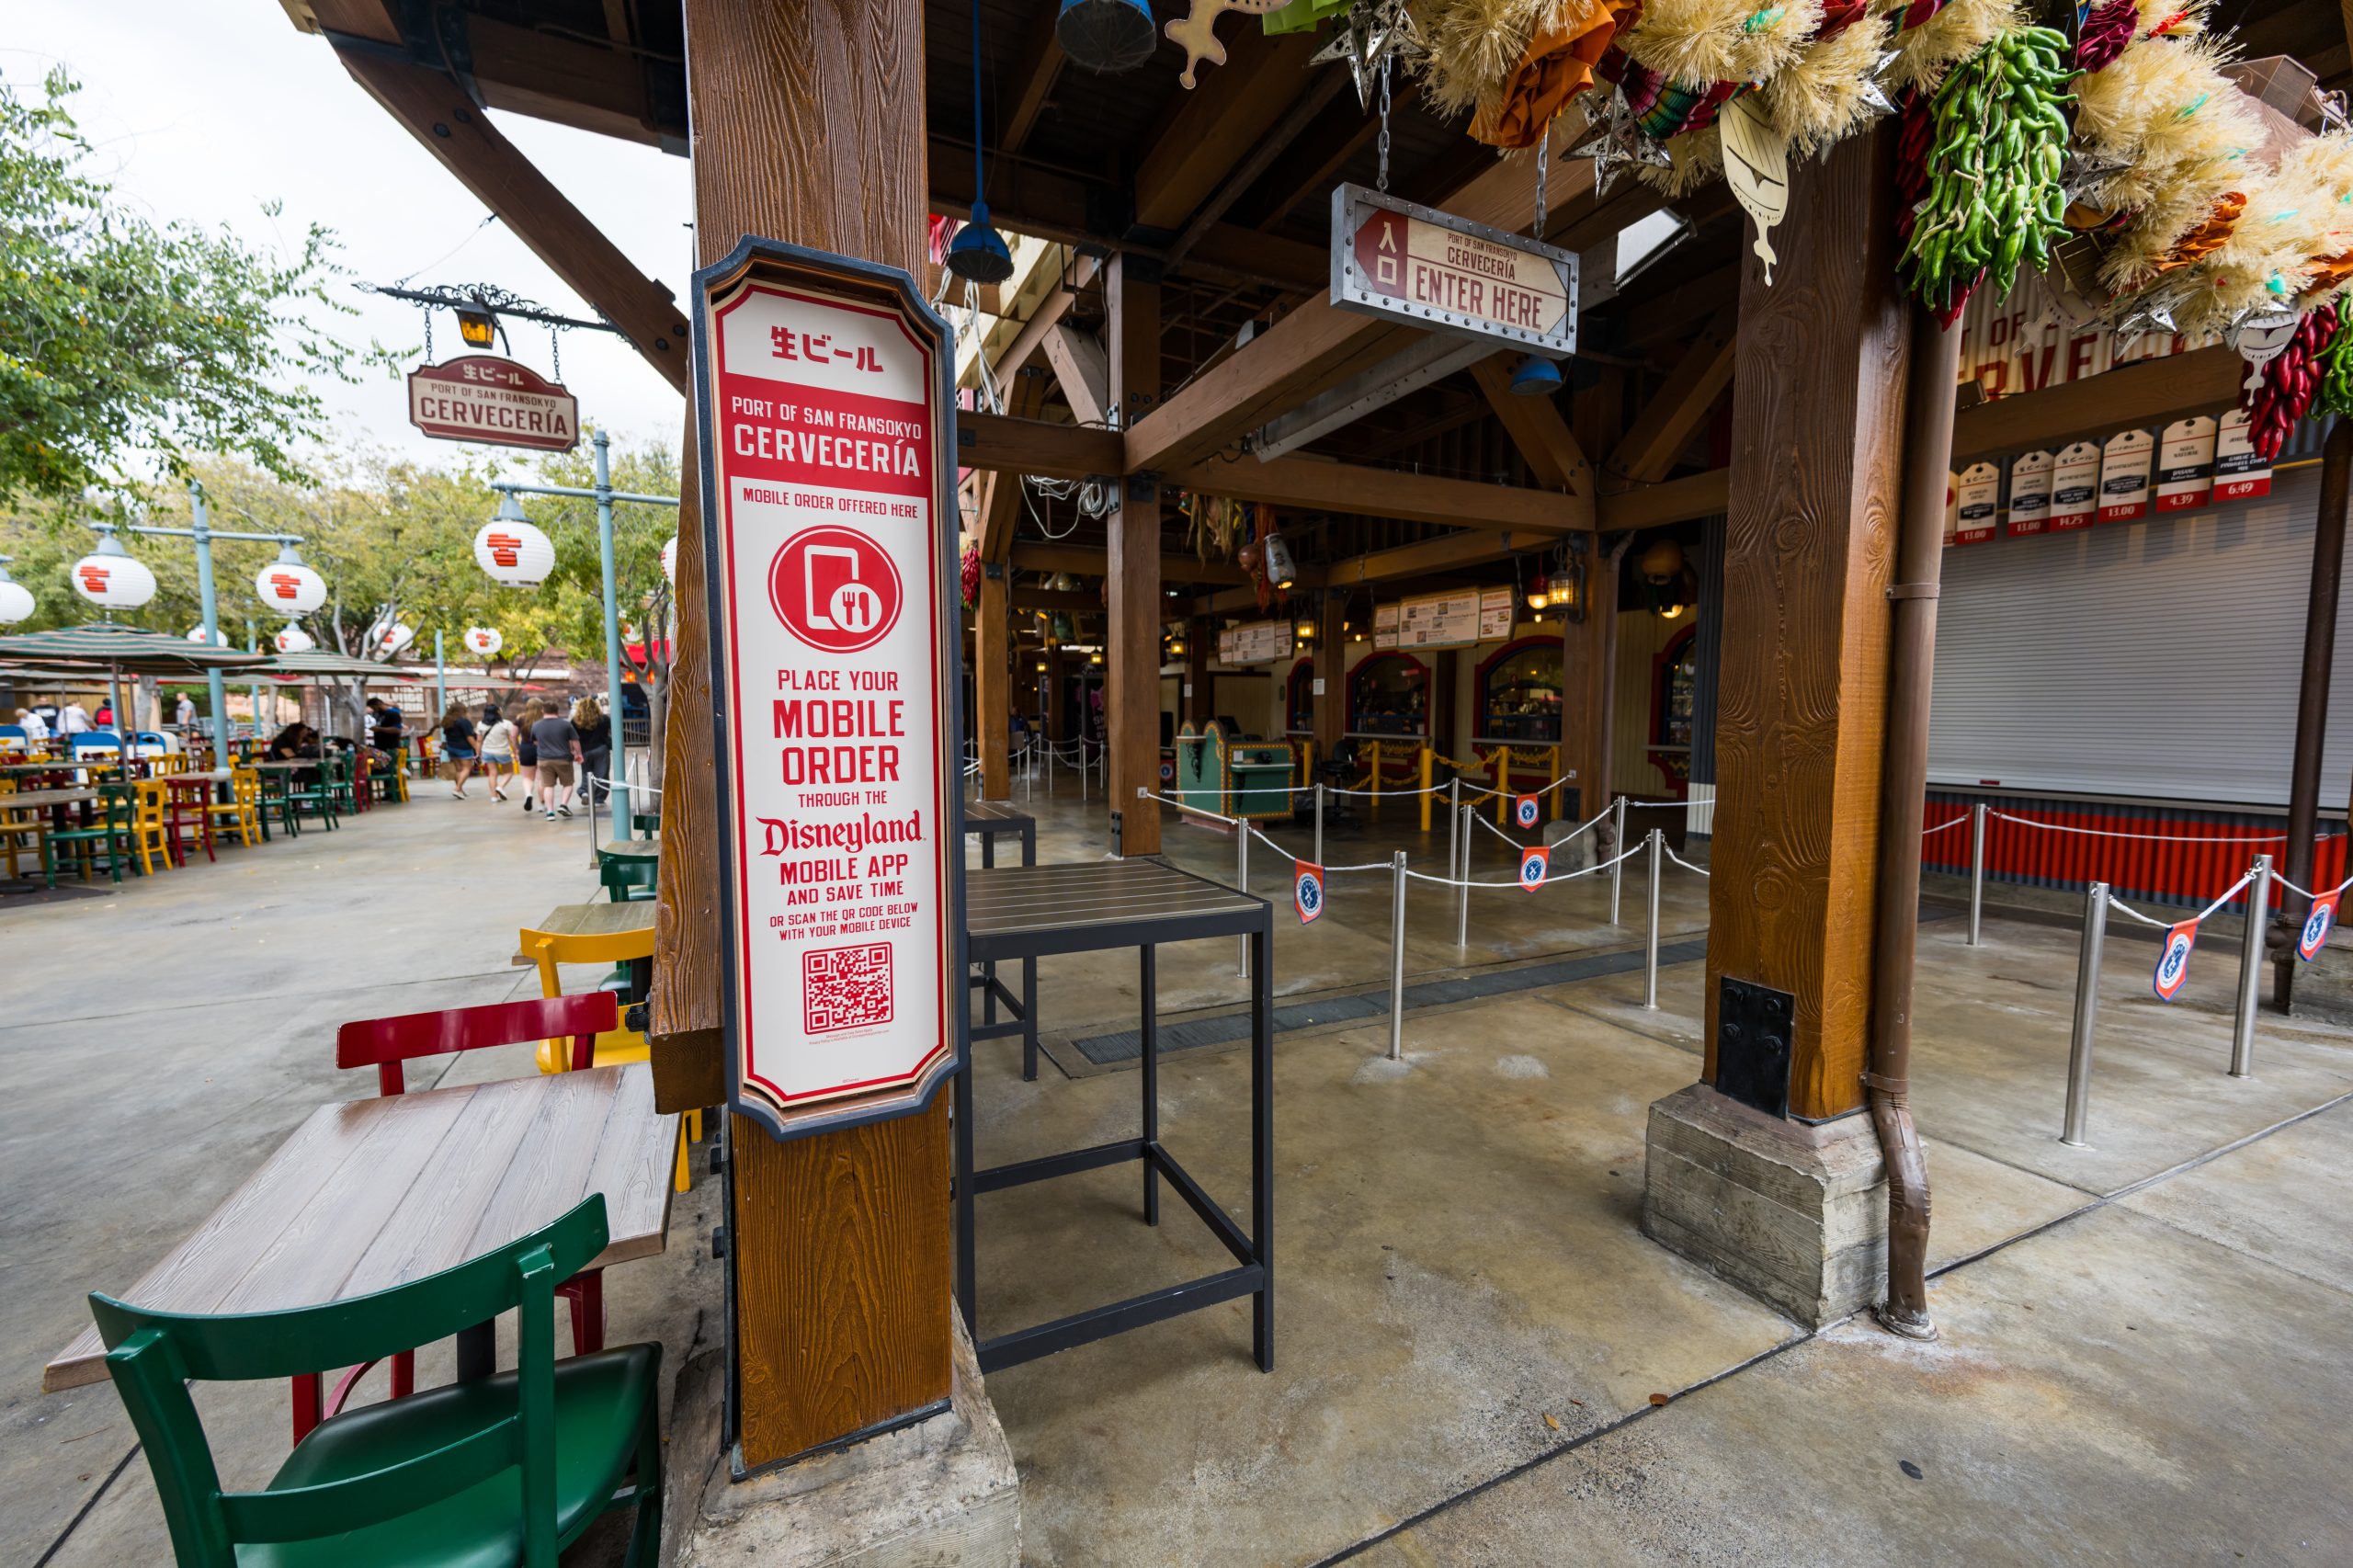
[572,696,612,812]
[438,701,479,799]
[515,700,542,812]
[58,699,90,737]
[477,703,517,802]
[530,700,583,820]
[14,707,49,745]
[174,691,197,744]
[366,696,404,757]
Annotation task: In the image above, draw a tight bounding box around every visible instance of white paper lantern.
[71,537,157,610]
[661,535,677,584]
[475,494,555,587]
[0,568,32,625]
[371,619,417,656]
[185,626,230,647]
[254,551,326,613]
[273,622,314,654]
[464,626,504,657]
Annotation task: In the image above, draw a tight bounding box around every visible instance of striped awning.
[0,622,271,675]
[251,652,443,682]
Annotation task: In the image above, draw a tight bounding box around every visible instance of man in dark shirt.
[366,697,404,756]
[529,708,584,820]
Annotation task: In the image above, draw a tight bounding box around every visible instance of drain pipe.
[2272,417,2349,1006]
[1866,303,1961,1342]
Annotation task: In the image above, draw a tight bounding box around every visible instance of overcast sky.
[7,0,694,472]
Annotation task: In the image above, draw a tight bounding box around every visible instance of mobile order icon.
[767,525,903,654]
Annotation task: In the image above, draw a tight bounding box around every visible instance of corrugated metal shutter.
[1927,462,2353,808]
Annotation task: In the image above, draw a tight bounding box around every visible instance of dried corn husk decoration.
[1884,0,2018,97]
[1619,0,1823,92]
[1635,124,1727,192]
[1759,10,1895,154]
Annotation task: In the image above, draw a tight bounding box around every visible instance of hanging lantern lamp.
[0,557,34,625]
[273,621,315,654]
[71,529,157,611]
[464,626,505,657]
[254,540,327,614]
[947,0,1017,283]
[1056,0,1158,75]
[1261,530,1298,590]
[185,626,230,646]
[475,492,557,586]
[661,535,677,585]
[1509,356,1564,396]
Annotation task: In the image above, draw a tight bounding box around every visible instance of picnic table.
[44,1062,675,1392]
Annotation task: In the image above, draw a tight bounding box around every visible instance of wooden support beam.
[1040,324,1110,427]
[998,2,1064,157]
[1011,542,1254,585]
[328,47,689,392]
[1323,526,1548,587]
[1008,586,1100,610]
[1949,344,2243,461]
[1133,30,1327,233]
[979,568,1012,800]
[985,255,1097,387]
[1598,467,1732,531]
[977,376,1047,562]
[1609,305,1737,485]
[959,412,1125,481]
[1256,82,1415,230]
[1313,586,1347,763]
[1108,254,1164,855]
[1705,125,1910,1124]
[1173,456,1589,533]
[674,0,948,1472]
[1471,355,1596,496]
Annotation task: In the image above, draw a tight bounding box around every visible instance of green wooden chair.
[629,809,660,838]
[597,857,657,903]
[89,1195,662,1568]
[255,770,301,841]
[43,783,137,886]
[285,756,342,832]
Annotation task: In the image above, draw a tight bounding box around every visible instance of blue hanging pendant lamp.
[1510,127,1565,396]
[948,0,1016,283]
[1057,0,1159,74]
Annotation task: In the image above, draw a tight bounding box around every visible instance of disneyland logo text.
[754,810,926,859]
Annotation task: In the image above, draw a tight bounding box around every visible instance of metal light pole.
[435,631,448,733]
[244,619,265,742]
[122,483,293,759]
[490,428,677,840]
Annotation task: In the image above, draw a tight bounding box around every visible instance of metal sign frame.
[1329,182,1578,358]
[405,354,580,451]
[689,233,967,1145]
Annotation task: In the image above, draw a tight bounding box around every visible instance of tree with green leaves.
[0,69,384,507]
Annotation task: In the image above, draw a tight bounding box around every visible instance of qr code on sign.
[802,943,894,1034]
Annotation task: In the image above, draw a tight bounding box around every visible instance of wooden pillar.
[1047,647,1070,741]
[1312,589,1346,764]
[1185,623,1214,725]
[1703,127,1910,1123]
[1107,254,1164,854]
[676,0,949,1470]
[1432,650,1459,764]
[1560,545,1611,824]
[977,562,1011,799]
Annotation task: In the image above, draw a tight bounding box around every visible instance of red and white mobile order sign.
[708,278,948,1114]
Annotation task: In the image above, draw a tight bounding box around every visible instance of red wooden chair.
[299,992,620,1442]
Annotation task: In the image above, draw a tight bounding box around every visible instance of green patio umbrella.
[0,623,267,745]
[248,651,438,682]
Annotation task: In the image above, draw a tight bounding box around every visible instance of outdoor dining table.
[514,899,658,1006]
[1,785,98,826]
[43,1062,676,1394]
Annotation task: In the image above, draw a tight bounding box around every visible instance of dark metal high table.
[961,799,1040,1077]
[954,859,1274,1376]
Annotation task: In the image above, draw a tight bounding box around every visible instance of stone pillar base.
[1642,1083,1889,1328]
[663,1310,1019,1566]
[2289,944,2353,1027]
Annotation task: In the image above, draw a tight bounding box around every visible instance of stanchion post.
[1643,827,1663,1008]
[1449,800,1468,946]
[2231,853,2273,1078]
[1419,748,1433,833]
[1388,849,1407,1061]
[1608,796,1628,924]
[1313,782,1325,866]
[1445,777,1460,906]
[2063,880,2108,1147]
[1968,801,1988,946]
[1236,817,1251,978]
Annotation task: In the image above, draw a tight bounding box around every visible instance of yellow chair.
[147,753,187,777]
[0,780,44,881]
[521,926,697,1193]
[127,778,175,874]
[204,767,266,848]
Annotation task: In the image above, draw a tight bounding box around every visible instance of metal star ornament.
[1313,0,1427,111]
[1567,92,1671,199]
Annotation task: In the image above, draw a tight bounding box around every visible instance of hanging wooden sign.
[407,356,579,451]
[1330,184,1577,359]
[689,236,963,1142]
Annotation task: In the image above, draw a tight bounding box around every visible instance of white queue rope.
[1921,815,1966,835]
[2107,869,2256,931]
[1991,810,2294,846]
[1665,843,1711,878]
[1242,822,1394,874]
[1403,839,1646,890]
[2272,867,2353,901]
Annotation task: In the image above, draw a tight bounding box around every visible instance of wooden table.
[2,787,97,813]
[44,1063,675,1392]
[595,838,661,864]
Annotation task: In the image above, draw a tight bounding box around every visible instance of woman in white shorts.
[477,703,517,801]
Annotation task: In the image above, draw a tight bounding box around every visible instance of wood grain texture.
[1609,305,1737,485]
[677,0,950,1469]
[511,898,656,964]
[978,566,1011,800]
[1107,254,1165,856]
[1947,343,2241,461]
[1704,126,1909,1123]
[1472,356,1596,498]
[729,1098,951,1463]
[1313,591,1347,761]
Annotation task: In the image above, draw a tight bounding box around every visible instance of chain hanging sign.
[1328,183,1576,358]
[407,355,580,451]
[690,236,964,1142]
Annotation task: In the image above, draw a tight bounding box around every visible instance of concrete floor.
[11,769,2353,1566]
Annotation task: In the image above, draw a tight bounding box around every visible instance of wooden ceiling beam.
[1471,355,1596,499]
[1133,31,1328,234]
[998,4,1065,158]
[1597,466,1730,531]
[961,410,1126,480]
[1011,542,1257,585]
[1255,82,1415,230]
[1608,304,1737,484]
[1949,343,2244,461]
[1040,324,1110,427]
[977,375,1048,562]
[1172,455,1589,533]
[327,46,689,392]
[1322,526,1550,586]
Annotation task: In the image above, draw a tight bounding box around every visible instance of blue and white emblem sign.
[1514,793,1540,830]
[1518,846,1547,892]
[1295,862,1325,924]
[2153,919,2199,1002]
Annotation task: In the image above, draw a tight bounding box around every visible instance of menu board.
[1396,587,1484,650]
[1218,619,1291,665]
[2048,440,2102,531]
[2214,409,2271,501]
[2097,427,2154,522]
[1953,461,2000,544]
[1374,601,1400,650]
[1479,586,1515,640]
[2154,416,2217,512]
[2006,449,2053,535]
